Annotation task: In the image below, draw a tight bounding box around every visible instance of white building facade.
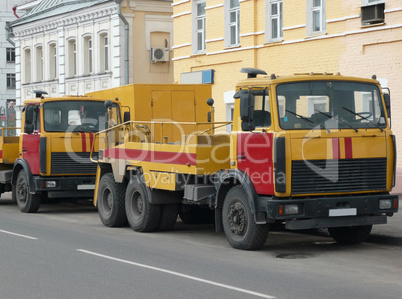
[8,0,174,126]
[0,0,19,127]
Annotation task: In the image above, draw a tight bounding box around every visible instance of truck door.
[22,104,41,175]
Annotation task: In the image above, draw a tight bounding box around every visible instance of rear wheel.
[16,171,41,213]
[125,178,161,232]
[157,204,179,231]
[97,173,127,227]
[328,225,372,245]
[222,185,269,250]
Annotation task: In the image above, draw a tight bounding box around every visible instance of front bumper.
[33,176,95,199]
[264,193,399,230]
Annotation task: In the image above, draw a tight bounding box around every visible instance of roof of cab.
[23,96,116,105]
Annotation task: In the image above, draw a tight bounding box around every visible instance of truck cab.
[217,68,398,248]
[0,92,120,213]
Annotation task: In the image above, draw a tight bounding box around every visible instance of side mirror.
[24,105,34,134]
[383,93,391,118]
[25,105,34,125]
[104,99,113,109]
[24,124,34,134]
[123,111,130,123]
[240,92,255,131]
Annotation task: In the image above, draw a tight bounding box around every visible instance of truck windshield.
[43,100,120,133]
[276,81,387,131]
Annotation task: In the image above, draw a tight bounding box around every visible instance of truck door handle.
[22,148,27,152]
[237,155,246,159]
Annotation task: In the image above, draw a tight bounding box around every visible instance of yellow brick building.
[172,0,402,189]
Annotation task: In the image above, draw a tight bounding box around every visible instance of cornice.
[14,5,117,38]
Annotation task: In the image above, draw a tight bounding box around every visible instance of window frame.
[225,0,240,48]
[266,0,283,42]
[35,45,43,82]
[6,73,16,89]
[24,48,31,84]
[362,0,384,6]
[193,0,206,54]
[6,48,15,63]
[306,0,326,36]
[67,39,77,77]
[83,36,93,75]
[49,42,57,80]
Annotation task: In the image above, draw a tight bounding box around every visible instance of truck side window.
[254,94,271,127]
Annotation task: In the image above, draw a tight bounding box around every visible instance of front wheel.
[328,225,372,245]
[97,173,127,227]
[222,185,269,250]
[16,171,41,213]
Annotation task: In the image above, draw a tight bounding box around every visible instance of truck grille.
[291,158,387,194]
[51,152,97,175]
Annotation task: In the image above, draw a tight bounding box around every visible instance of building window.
[307,0,326,36]
[49,43,57,80]
[36,46,43,82]
[266,0,283,42]
[6,48,15,62]
[7,74,16,89]
[84,36,93,75]
[68,39,77,77]
[100,34,109,72]
[24,49,31,83]
[193,1,206,53]
[225,0,240,47]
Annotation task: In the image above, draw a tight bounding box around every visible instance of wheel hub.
[17,181,27,203]
[228,202,246,235]
[106,193,113,209]
[137,196,143,213]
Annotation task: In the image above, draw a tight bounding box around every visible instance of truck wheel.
[125,179,161,232]
[16,171,41,213]
[157,204,178,231]
[222,185,269,250]
[328,225,372,245]
[97,173,127,227]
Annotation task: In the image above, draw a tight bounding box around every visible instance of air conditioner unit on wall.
[150,48,169,63]
[361,3,385,25]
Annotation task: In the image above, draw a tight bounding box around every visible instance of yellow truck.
[0,91,120,212]
[92,70,399,250]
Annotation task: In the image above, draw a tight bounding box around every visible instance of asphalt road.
[0,192,401,299]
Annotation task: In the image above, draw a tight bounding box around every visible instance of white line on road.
[77,249,276,299]
[0,229,38,240]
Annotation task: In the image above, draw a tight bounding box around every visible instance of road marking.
[0,229,38,240]
[77,249,276,299]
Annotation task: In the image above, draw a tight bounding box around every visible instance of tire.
[328,225,372,245]
[97,173,127,227]
[157,204,179,231]
[179,205,215,224]
[125,178,161,232]
[222,185,269,250]
[16,171,41,213]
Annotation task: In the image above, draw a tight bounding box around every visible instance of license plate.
[329,208,357,217]
[77,184,95,190]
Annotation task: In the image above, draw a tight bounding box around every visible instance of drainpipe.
[5,22,15,47]
[115,0,129,85]
[12,6,19,18]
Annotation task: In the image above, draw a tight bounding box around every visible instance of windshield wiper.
[285,110,315,126]
[314,110,358,132]
[342,107,383,132]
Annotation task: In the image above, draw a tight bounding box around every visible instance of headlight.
[379,199,392,209]
[46,181,56,188]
